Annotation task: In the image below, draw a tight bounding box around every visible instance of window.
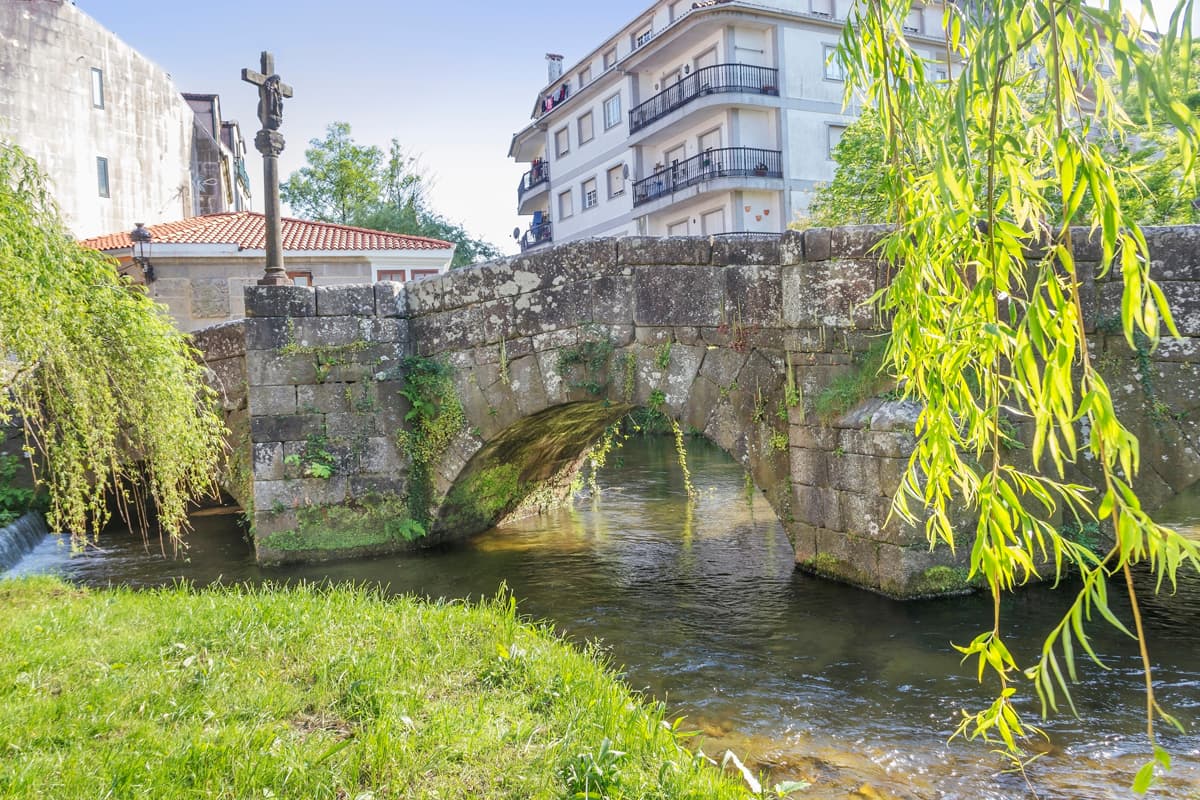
[670,1,687,21]
[701,208,726,235]
[410,269,440,280]
[603,48,617,69]
[578,111,595,145]
[582,177,598,210]
[554,127,570,157]
[633,25,653,49]
[667,219,690,236]
[607,164,625,198]
[603,93,622,129]
[827,125,847,158]
[558,189,574,219]
[810,0,834,15]
[823,45,845,81]
[90,67,104,109]
[376,269,407,283]
[579,66,592,87]
[904,6,923,33]
[289,271,315,286]
[96,156,110,197]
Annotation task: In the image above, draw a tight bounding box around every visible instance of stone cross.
[241,51,294,286]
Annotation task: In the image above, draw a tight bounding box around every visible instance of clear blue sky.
[78,1,1189,255]
[78,0,654,254]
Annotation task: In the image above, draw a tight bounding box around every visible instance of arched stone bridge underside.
[195,227,1200,598]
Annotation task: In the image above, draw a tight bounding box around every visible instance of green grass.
[0,577,753,799]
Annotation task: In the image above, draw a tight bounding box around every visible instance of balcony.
[629,63,779,133]
[517,161,550,214]
[633,147,782,207]
[519,220,553,251]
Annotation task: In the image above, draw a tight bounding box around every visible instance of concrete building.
[509,0,951,247]
[0,0,250,238]
[80,212,455,331]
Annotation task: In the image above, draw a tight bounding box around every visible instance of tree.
[837,0,1200,790]
[805,50,1200,228]
[0,142,226,551]
[281,123,502,268]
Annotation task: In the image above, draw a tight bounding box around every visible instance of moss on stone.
[260,496,422,553]
[909,565,975,596]
[441,463,524,532]
[803,552,841,574]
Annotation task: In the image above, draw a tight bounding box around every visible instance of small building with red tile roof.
[81,212,455,331]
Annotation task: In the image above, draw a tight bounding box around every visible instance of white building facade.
[509,0,951,248]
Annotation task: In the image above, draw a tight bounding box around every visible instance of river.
[9,438,1200,799]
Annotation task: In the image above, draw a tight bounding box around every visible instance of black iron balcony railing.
[629,63,779,133]
[517,163,550,204]
[632,147,782,207]
[519,220,553,251]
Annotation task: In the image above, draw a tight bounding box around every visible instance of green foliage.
[655,340,673,370]
[812,338,891,423]
[261,495,423,553]
[803,109,893,226]
[0,454,34,527]
[0,142,225,550]
[0,578,751,798]
[442,463,524,532]
[283,434,336,480]
[556,334,616,396]
[837,0,1200,786]
[768,432,790,453]
[396,356,464,528]
[282,122,501,267]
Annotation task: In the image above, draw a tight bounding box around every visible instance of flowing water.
[7,438,1200,799]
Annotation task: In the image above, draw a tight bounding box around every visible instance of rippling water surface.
[11,438,1200,799]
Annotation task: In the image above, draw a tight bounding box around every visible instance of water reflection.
[12,438,1200,799]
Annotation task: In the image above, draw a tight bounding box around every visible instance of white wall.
[0,1,196,238]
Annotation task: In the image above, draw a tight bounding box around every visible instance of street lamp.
[130,222,154,283]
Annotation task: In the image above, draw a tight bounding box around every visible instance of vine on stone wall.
[396,356,465,532]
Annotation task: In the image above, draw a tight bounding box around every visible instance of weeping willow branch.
[837,0,1200,792]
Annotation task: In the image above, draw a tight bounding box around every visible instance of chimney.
[546,53,564,83]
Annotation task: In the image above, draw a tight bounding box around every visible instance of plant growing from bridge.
[556,332,615,396]
[0,142,225,551]
[396,355,464,531]
[838,0,1200,789]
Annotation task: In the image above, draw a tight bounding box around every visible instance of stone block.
[245,285,316,318]
[366,317,407,344]
[375,282,407,317]
[287,316,366,348]
[191,321,246,362]
[326,412,380,440]
[359,437,402,474]
[515,238,620,284]
[725,265,782,327]
[244,317,294,350]
[1144,226,1200,281]
[253,476,349,511]
[618,236,712,266]
[249,385,298,417]
[829,225,893,259]
[780,229,806,265]
[782,260,878,329]
[317,284,375,316]
[790,447,828,487]
[296,384,350,415]
[634,266,724,326]
[788,521,819,563]
[828,452,881,495]
[803,228,832,262]
[191,278,230,319]
[250,413,326,443]
[711,235,781,266]
[790,424,838,451]
[252,441,284,481]
[590,276,636,325]
[349,475,409,499]
[246,349,317,385]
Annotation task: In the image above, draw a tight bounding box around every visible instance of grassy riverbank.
[0,577,751,799]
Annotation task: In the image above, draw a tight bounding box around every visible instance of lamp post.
[130,222,154,283]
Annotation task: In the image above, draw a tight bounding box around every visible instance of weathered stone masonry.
[200,225,1200,598]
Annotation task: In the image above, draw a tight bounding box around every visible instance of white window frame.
[904,5,923,34]
[810,0,834,16]
[826,124,847,159]
[667,218,690,236]
[633,24,653,50]
[607,164,625,198]
[582,177,599,210]
[578,111,595,145]
[558,189,574,219]
[603,93,622,130]
[96,156,110,197]
[579,66,592,87]
[603,47,617,69]
[554,126,570,157]
[90,67,105,109]
[823,45,845,81]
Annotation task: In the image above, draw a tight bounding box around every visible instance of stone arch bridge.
[195,226,1200,598]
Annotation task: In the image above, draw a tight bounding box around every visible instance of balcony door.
[665,143,688,185]
[701,208,726,235]
[695,48,718,73]
[699,129,722,176]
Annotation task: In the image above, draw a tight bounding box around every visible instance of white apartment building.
[509,0,952,248]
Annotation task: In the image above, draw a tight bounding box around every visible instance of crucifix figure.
[241,51,294,286]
